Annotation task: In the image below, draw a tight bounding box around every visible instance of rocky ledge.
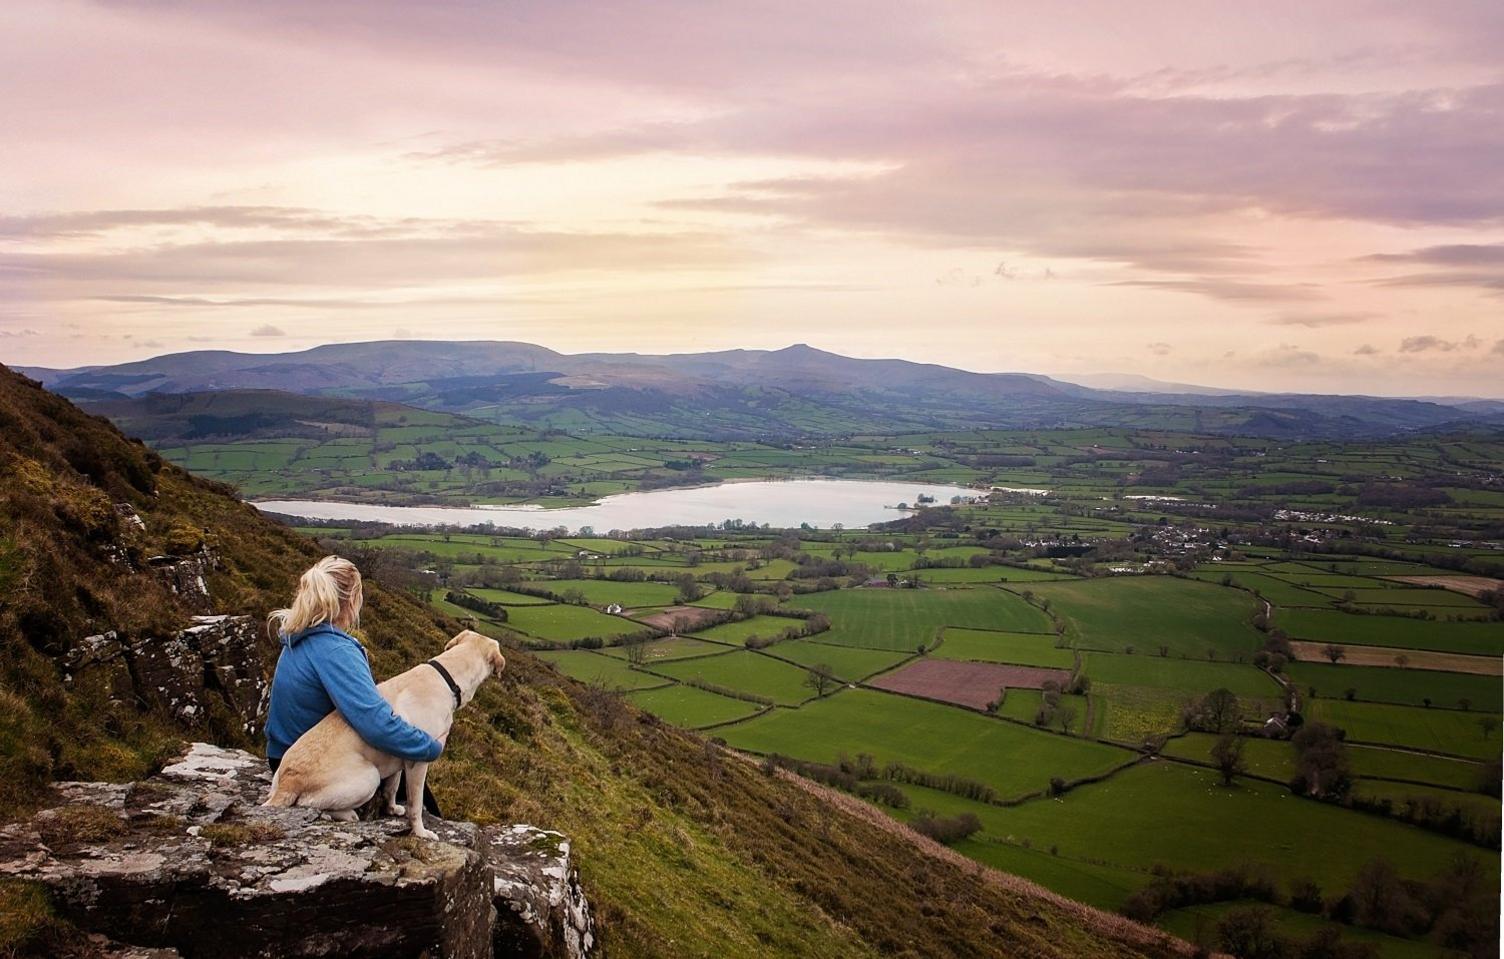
[0,744,595,959]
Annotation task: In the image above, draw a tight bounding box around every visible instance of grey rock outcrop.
[146,546,218,612]
[0,744,595,959]
[61,616,269,736]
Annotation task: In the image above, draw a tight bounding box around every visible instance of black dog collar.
[425,659,462,708]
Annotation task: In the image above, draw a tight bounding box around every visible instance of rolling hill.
[24,340,1490,440]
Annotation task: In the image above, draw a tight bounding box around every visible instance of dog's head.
[446,629,507,678]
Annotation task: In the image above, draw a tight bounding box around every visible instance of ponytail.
[269,556,363,639]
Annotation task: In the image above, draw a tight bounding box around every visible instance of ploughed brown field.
[1288,640,1502,675]
[630,604,725,632]
[867,658,1071,710]
[1382,574,1503,598]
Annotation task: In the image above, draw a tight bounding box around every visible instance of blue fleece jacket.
[264,622,443,762]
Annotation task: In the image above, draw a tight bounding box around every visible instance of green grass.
[691,616,807,645]
[1306,700,1502,759]
[1287,661,1502,712]
[796,588,1053,651]
[719,688,1130,799]
[536,578,683,607]
[1025,577,1264,659]
[504,603,648,643]
[1189,571,1333,608]
[995,690,1088,733]
[1161,732,1295,781]
[534,650,668,690]
[1082,652,1282,699]
[765,641,910,682]
[652,650,821,706]
[1158,901,1447,959]
[468,587,556,606]
[899,762,1496,896]
[933,628,1075,668]
[1274,609,1504,656]
[625,684,765,728]
[952,836,1148,912]
[1348,745,1486,790]
[598,635,730,663]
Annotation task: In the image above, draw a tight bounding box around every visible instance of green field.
[1348,745,1487,790]
[1159,901,1447,959]
[534,650,668,690]
[505,603,648,643]
[796,588,1053,651]
[933,628,1076,668]
[597,635,729,663]
[892,763,1495,896]
[624,684,765,728]
[1274,608,1504,656]
[534,578,683,607]
[1306,699,1502,759]
[1287,661,1503,712]
[652,650,822,706]
[1082,651,1282,698]
[719,688,1131,799]
[691,615,808,645]
[766,640,910,682]
[469,587,556,606]
[1025,577,1264,658]
[1161,732,1296,781]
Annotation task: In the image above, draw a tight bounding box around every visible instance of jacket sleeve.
[311,638,443,762]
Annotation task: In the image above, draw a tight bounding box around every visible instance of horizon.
[3,1,1502,395]
[17,335,1504,402]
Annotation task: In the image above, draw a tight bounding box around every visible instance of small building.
[604,603,624,615]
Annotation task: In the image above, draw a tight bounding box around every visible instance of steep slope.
[0,364,1179,958]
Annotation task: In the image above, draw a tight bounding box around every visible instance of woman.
[265,555,443,814]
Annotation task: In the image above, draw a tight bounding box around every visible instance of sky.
[1,1,1501,396]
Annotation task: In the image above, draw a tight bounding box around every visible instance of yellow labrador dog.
[264,630,505,839]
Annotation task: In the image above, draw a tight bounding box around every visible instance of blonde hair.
[269,556,364,638]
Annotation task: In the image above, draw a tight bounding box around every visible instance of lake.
[255,478,979,533]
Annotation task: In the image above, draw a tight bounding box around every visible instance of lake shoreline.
[253,478,984,534]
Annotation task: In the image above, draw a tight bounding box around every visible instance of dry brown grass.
[1382,575,1503,598]
[1289,640,1501,675]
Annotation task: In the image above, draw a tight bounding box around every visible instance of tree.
[1323,643,1346,664]
[1394,653,1409,668]
[1055,704,1077,735]
[804,663,838,698]
[1196,688,1241,735]
[1214,906,1281,959]
[1211,734,1246,786]
[625,636,649,666]
[1291,722,1352,798]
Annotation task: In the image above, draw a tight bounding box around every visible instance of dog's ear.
[487,642,506,677]
[444,631,466,651]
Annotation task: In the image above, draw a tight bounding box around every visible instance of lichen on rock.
[0,743,595,959]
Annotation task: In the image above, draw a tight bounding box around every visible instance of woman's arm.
[311,640,443,762]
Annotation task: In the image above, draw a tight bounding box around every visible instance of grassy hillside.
[0,364,1175,958]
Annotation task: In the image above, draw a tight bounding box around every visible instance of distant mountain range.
[21,340,1503,440]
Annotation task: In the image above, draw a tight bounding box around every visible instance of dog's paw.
[386,803,406,817]
[327,809,359,822]
[411,826,439,841]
